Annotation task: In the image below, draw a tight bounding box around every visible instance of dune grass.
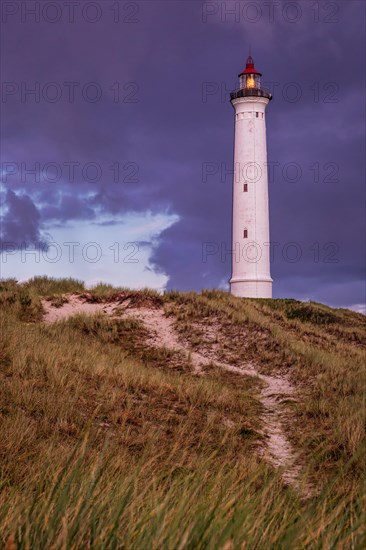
[0,278,365,548]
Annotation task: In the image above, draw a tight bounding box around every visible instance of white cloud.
[1,211,179,291]
[347,303,366,315]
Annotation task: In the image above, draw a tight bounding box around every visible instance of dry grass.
[0,277,365,548]
[165,290,366,483]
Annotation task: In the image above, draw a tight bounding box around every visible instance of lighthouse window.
[256,112,259,118]
[243,183,248,192]
[243,229,248,239]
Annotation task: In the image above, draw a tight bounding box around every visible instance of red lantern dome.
[239,55,262,77]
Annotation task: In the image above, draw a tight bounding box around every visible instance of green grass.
[24,275,86,295]
[0,278,365,548]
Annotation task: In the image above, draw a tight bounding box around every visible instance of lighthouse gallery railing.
[230,88,273,101]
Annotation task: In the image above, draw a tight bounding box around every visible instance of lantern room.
[239,55,262,91]
[230,53,272,101]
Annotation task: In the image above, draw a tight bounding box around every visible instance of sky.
[0,0,365,311]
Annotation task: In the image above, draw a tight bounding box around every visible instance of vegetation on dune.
[23,275,86,295]
[0,277,365,548]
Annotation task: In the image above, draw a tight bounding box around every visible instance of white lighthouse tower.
[229,54,273,298]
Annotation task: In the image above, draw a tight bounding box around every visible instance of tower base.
[230,279,272,299]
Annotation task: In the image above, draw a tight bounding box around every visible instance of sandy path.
[42,295,301,487]
[125,307,300,485]
[42,294,117,322]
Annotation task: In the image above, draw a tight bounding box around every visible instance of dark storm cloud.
[40,193,96,222]
[1,0,364,307]
[1,189,45,248]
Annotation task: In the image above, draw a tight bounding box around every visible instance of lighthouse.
[229,54,273,298]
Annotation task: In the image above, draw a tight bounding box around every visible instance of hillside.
[0,277,365,548]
